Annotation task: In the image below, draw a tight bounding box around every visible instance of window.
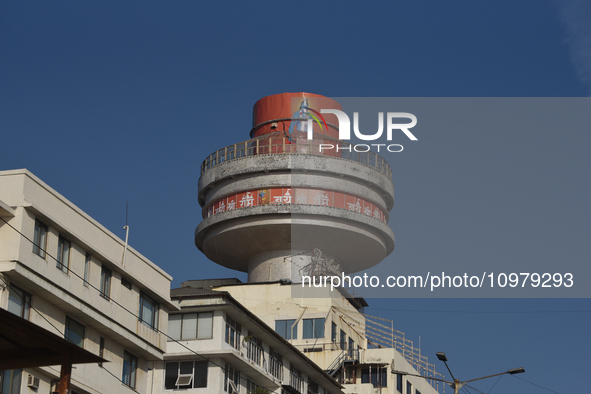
[83,254,91,286]
[308,379,319,394]
[65,316,85,348]
[98,337,105,367]
[56,236,70,273]
[397,374,403,392]
[225,316,241,349]
[224,363,240,393]
[331,322,337,343]
[7,285,30,319]
[121,277,132,290]
[303,318,325,339]
[407,381,412,394]
[168,312,213,341]
[416,390,421,394]
[100,266,111,299]
[122,351,137,389]
[164,361,208,390]
[275,319,297,340]
[0,369,22,394]
[32,219,48,258]
[140,293,158,329]
[340,329,346,350]
[246,378,260,393]
[362,367,387,388]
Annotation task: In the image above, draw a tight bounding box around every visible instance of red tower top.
[251,92,342,139]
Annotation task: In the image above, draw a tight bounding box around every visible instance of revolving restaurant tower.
[195,93,395,283]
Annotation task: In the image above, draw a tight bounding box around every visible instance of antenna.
[122,201,130,267]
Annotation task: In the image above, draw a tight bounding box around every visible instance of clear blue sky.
[1,1,589,393]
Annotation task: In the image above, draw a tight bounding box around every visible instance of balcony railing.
[200,131,392,178]
[268,355,283,381]
[289,371,304,393]
[244,339,264,368]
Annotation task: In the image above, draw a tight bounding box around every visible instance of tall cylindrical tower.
[195,93,395,283]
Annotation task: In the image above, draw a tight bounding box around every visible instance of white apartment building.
[0,169,177,394]
[188,280,444,394]
[152,283,344,394]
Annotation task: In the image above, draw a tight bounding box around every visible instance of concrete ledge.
[198,154,395,210]
[194,204,395,275]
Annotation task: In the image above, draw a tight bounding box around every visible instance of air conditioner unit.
[27,374,40,390]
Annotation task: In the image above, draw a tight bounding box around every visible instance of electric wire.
[461,386,472,394]
[511,375,561,394]
[464,383,486,394]
[485,374,503,394]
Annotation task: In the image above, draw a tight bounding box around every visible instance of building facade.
[151,284,344,394]
[0,169,176,394]
[183,280,443,394]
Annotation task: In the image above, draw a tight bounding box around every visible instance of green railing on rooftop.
[200,132,392,177]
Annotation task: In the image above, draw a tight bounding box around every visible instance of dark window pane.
[65,317,85,347]
[100,266,111,299]
[123,351,137,389]
[303,319,313,339]
[314,318,325,338]
[165,362,178,389]
[33,220,47,257]
[194,361,208,388]
[361,368,369,383]
[140,294,157,329]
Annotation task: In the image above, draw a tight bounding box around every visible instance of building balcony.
[200,131,392,178]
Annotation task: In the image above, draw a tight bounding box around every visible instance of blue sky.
[1,1,590,393]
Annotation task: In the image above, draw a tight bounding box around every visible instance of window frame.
[224,363,240,393]
[122,350,138,389]
[361,367,388,388]
[164,360,208,390]
[100,265,111,299]
[83,253,91,287]
[99,337,105,367]
[168,312,213,341]
[56,236,70,274]
[65,316,85,348]
[331,321,337,343]
[275,319,298,340]
[7,285,31,320]
[1,369,22,394]
[397,373,403,392]
[303,317,325,339]
[139,292,159,330]
[121,277,132,290]
[225,316,242,349]
[32,219,48,258]
[407,381,412,394]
